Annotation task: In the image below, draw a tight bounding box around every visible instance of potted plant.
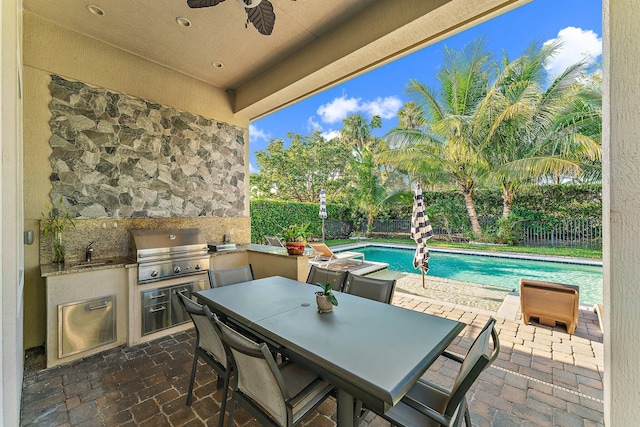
[42,197,76,264]
[315,282,338,313]
[280,223,311,255]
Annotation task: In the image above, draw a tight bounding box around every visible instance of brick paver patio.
[21,292,604,426]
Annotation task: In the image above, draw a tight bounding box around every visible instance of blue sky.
[249,0,602,173]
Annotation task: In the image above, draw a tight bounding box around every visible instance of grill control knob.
[174,266,181,274]
[195,263,201,270]
[150,271,158,278]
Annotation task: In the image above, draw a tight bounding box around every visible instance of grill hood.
[128,228,208,262]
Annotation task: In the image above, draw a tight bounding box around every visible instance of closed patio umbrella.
[411,184,434,288]
[319,189,327,242]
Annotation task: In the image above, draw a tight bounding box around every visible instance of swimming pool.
[355,246,603,306]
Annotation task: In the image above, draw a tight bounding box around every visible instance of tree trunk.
[367,213,375,235]
[502,185,514,219]
[462,189,482,238]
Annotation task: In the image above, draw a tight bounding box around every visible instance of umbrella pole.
[322,218,325,242]
[422,269,425,288]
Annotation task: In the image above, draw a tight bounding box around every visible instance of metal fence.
[518,218,602,249]
[326,217,602,249]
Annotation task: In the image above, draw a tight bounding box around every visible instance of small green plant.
[315,282,338,306]
[41,197,76,263]
[280,222,311,242]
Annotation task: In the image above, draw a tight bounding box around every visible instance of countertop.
[41,256,137,278]
[41,244,313,277]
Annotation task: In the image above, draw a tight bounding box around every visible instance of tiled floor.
[21,292,604,426]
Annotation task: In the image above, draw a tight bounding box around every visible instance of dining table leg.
[337,389,357,427]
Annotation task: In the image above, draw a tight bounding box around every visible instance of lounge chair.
[308,242,365,265]
[520,278,579,334]
[264,235,285,247]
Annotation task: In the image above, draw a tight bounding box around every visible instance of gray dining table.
[195,276,465,427]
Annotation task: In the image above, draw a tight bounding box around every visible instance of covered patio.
[1,0,637,426]
[21,292,603,426]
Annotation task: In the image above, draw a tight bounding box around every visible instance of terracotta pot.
[315,292,334,313]
[285,241,305,255]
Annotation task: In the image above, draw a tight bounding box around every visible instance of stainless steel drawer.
[142,302,170,335]
[142,288,170,307]
[58,296,116,358]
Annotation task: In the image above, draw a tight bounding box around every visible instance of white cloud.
[362,96,403,119]
[307,116,321,132]
[249,124,271,144]
[316,94,402,124]
[249,163,258,174]
[317,96,361,123]
[543,27,602,80]
[322,130,340,140]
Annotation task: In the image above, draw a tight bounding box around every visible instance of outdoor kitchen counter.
[40,257,137,278]
[209,244,312,282]
[209,243,319,256]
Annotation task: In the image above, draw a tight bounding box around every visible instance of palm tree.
[380,38,494,238]
[341,114,406,234]
[476,41,602,218]
[340,113,381,152]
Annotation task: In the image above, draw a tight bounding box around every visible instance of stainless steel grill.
[128,228,210,284]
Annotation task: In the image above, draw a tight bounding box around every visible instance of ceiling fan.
[187,0,293,36]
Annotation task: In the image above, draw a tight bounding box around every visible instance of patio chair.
[520,278,579,334]
[306,265,348,292]
[343,272,396,304]
[209,264,254,288]
[308,242,365,265]
[367,317,500,427]
[204,307,335,427]
[265,235,285,247]
[175,292,229,427]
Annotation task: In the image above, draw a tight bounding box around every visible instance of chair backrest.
[308,243,335,258]
[306,265,348,292]
[265,236,285,247]
[205,308,289,426]
[344,272,397,304]
[445,317,500,417]
[211,264,254,287]
[175,291,227,367]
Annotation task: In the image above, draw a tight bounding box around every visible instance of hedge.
[249,184,602,242]
[250,199,351,244]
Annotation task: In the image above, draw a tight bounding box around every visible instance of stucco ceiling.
[23,0,529,118]
[23,0,375,90]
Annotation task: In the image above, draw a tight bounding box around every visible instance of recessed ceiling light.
[212,62,224,69]
[86,5,105,16]
[176,17,191,27]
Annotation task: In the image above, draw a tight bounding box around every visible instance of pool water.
[356,246,603,306]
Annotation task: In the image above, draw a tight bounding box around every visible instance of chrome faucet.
[85,241,95,262]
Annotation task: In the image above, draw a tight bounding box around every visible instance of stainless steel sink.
[70,260,114,268]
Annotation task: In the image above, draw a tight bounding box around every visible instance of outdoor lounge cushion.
[520,278,579,334]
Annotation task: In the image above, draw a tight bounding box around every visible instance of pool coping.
[331,241,603,267]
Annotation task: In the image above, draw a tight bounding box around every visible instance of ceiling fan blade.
[245,0,275,35]
[186,0,226,8]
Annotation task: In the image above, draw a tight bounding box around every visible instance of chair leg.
[186,354,199,406]
[464,407,472,426]
[226,393,236,427]
[218,369,231,427]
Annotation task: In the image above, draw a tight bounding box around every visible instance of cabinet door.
[58,296,116,358]
[170,285,193,325]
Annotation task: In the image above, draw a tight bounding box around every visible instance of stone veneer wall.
[48,75,246,218]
